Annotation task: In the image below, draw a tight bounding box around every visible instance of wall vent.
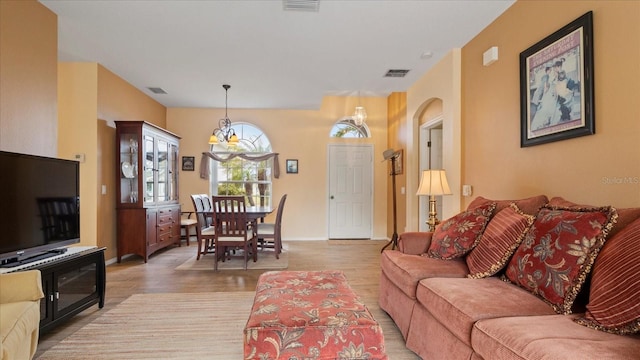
[147,87,167,94]
[384,69,410,78]
[283,0,319,12]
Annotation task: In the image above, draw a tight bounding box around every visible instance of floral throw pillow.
[466,203,535,279]
[427,202,496,260]
[504,205,618,314]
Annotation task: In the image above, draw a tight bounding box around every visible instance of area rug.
[175,249,288,271]
[36,292,419,359]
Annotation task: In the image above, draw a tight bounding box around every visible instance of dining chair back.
[257,194,287,259]
[211,196,257,270]
[189,194,215,260]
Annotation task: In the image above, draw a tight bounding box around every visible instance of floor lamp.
[416,169,452,232]
[381,149,400,252]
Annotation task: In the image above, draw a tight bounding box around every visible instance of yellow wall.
[167,94,389,240]
[462,1,640,209]
[0,0,57,156]
[386,92,407,238]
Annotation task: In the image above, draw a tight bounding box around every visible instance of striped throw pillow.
[466,204,535,279]
[575,217,640,334]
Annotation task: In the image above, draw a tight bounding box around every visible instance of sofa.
[380,195,640,359]
[0,270,44,360]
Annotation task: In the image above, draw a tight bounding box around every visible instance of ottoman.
[244,270,387,360]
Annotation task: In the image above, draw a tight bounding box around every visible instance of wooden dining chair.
[257,194,287,259]
[211,196,257,271]
[190,194,215,260]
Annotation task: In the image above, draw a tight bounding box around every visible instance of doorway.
[419,117,443,232]
[327,144,373,239]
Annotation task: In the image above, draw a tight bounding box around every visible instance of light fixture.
[208,84,239,145]
[416,169,452,232]
[352,92,367,126]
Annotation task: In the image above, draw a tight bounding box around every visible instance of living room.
[1,0,638,359]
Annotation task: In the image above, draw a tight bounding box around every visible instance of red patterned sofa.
[379,195,640,359]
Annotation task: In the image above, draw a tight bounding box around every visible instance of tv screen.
[0,151,80,264]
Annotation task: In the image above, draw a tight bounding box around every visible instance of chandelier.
[208,84,239,145]
[352,91,367,126]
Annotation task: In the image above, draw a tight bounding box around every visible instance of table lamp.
[416,169,452,231]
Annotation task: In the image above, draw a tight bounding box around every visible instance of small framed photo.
[182,156,195,171]
[286,159,298,174]
[520,11,594,147]
[393,149,403,175]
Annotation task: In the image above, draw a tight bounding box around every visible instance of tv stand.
[2,247,106,334]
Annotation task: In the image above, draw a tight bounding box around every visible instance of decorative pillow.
[549,197,640,238]
[427,202,496,260]
[503,205,618,314]
[574,217,640,334]
[468,194,548,216]
[466,204,535,279]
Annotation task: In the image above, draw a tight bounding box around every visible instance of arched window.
[329,118,371,138]
[209,123,274,207]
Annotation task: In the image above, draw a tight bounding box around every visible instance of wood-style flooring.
[35,239,405,357]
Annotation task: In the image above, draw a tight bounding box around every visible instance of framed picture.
[520,11,594,147]
[182,156,195,171]
[393,149,403,175]
[286,159,298,174]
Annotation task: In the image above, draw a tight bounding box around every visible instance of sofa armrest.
[0,270,44,304]
[397,232,434,255]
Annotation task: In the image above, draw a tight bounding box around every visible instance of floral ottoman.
[244,270,387,360]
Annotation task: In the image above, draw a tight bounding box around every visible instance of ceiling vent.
[384,69,410,78]
[147,87,167,94]
[283,0,320,12]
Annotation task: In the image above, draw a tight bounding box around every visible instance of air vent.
[147,87,167,94]
[283,0,319,12]
[384,69,410,78]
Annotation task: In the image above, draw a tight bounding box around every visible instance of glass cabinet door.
[143,135,155,203]
[157,139,169,202]
[119,133,139,204]
[169,143,179,201]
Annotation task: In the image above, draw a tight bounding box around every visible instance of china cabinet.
[115,121,180,262]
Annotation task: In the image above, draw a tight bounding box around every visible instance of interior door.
[328,145,373,239]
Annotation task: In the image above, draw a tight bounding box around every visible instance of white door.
[328,145,373,239]
[419,122,443,231]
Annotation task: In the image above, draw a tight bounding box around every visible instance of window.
[209,123,273,207]
[329,118,371,138]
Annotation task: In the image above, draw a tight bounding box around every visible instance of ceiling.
[40,0,514,110]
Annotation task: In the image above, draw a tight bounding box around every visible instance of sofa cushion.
[466,204,535,278]
[504,205,618,314]
[574,217,640,334]
[427,203,496,260]
[380,250,468,299]
[472,314,640,360]
[468,194,548,216]
[415,277,555,346]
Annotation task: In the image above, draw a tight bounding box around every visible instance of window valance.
[200,152,280,179]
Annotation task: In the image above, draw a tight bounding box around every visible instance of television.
[0,150,80,267]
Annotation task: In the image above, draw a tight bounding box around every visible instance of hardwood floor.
[35,239,410,357]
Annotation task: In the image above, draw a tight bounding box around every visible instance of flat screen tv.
[0,150,80,266]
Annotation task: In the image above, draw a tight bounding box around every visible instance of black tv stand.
[2,247,106,334]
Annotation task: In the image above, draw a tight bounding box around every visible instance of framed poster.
[286,159,298,174]
[182,156,195,171]
[393,149,403,175]
[520,11,594,147]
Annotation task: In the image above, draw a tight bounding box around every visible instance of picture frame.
[520,11,594,147]
[286,159,298,174]
[181,156,195,171]
[393,150,403,175]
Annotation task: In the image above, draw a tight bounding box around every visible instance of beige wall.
[167,95,389,240]
[0,0,57,156]
[462,1,640,209]
[386,92,407,238]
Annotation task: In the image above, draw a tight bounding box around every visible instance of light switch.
[462,185,473,197]
[401,186,405,195]
[101,185,107,195]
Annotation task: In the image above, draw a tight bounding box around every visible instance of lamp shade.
[416,170,452,196]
